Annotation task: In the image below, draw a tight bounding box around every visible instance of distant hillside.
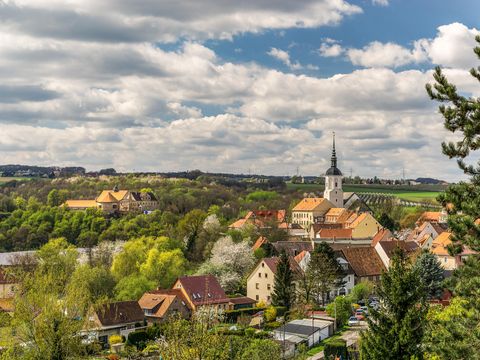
[414,177,447,185]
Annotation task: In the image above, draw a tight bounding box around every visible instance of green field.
[287,183,443,204]
[0,177,32,184]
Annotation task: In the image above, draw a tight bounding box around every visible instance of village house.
[172,275,230,312]
[431,232,476,271]
[340,247,385,283]
[247,257,303,304]
[138,289,192,324]
[229,210,287,230]
[291,198,334,229]
[374,240,419,268]
[407,221,448,249]
[64,187,159,214]
[85,301,145,344]
[0,268,16,300]
[274,318,333,350]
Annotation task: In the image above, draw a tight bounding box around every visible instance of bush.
[245,328,256,337]
[263,321,282,331]
[126,329,148,349]
[264,306,277,322]
[324,339,348,360]
[108,334,123,345]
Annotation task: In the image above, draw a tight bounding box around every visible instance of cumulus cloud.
[346,41,428,68]
[339,23,479,69]
[268,47,319,70]
[0,0,361,43]
[318,40,345,57]
[372,0,389,6]
[0,0,476,181]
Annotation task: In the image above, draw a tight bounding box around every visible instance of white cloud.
[341,23,479,69]
[372,0,389,6]
[425,23,480,68]
[346,41,427,68]
[319,42,344,57]
[0,0,362,43]
[268,47,318,70]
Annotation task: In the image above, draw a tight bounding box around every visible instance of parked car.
[360,306,369,315]
[348,316,360,326]
[355,311,365,320]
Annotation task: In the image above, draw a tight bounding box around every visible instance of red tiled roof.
[263,256,303,275]
[317,228,353,239]
[228,296,256,305]
[294,250,309,264]
[272,241,313,257]
[341,247,385,277]
[95,301,144,327]
[252,236,268,251]
[371,228,393,247]
[176,275,229,306]
[377,240,419,258]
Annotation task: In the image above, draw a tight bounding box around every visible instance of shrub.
[263,321,282,331]
[245,328,256,337]
[126,329,148,349]
[274,306,287,317]
[324,339,348,360]
[264,306,277,322]
[108,334,123,345]
[224,307,266,322]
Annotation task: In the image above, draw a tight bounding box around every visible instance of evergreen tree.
[426,34,480,354]
[271,249,295,309]
[306,242,344,305]
[360,248,427,360]
[414,250,444,300]
[378,212,397,231]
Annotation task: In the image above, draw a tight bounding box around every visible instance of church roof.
[325,132,342,176]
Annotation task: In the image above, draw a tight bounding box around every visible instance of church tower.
[323,132,344,208]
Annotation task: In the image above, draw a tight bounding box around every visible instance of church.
[323,132,344,207]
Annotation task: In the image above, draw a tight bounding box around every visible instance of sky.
[0,0,479,181]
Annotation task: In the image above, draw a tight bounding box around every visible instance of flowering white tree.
[197,236,255,293]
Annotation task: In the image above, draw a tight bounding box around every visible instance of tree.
[307,242,343,305]
[240,339,281,360]
[7,239,91,359]
[378,213,397,231]
[114,274,155,301]
[360,248,427,360]
[413,251,444,300]
[271,249,295,309]
[326,295,353,328]
[197,236,255,293]
[426,34,480,354]
[350,281,375,304]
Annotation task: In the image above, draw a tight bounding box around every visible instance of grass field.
[287,183,443,204]
[0,177,32,184]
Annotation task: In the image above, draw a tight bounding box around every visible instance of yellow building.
[347,213,382,239]
[291,198,334,229]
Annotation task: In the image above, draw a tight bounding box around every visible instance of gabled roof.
[262,257,303,275]
[252,236,268,251]
[97,190,129,203]
[95,301,144,327]
[432,232,452,248]
[341,247,385,277]
[130,191,158,202]
[371,228,393,247]
[294,250,309,264]
[292,198,330,211]
[417,233,431,247]
[348,213,369,228]
[175,275,228,306]
[138,289,190,319]
[229,210,286,229]
[325,208,346,217]
[272,241,313,256]
[64,200,98,208]
[377,240,419,258]
[417,211,441,224]
[317,228,352,239]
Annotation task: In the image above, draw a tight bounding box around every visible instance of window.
[265,273,268,278]
[267,296,271,301]
[256,283,259,289]
[256,295,259,301]
[267,284,271,290]
[258,273,261,278]
[261,263,264,267]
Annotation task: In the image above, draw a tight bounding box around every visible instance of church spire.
[331,131,337,168]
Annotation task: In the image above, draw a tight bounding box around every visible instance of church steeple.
[331,132,337,168]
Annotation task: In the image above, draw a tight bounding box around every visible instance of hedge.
[224,307,266,322]
[126,330,148,349]
[324,339,348,360]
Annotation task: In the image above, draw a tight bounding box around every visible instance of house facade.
[291,198,334,229]
[85,301,145,344]
[138,289,191,324]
